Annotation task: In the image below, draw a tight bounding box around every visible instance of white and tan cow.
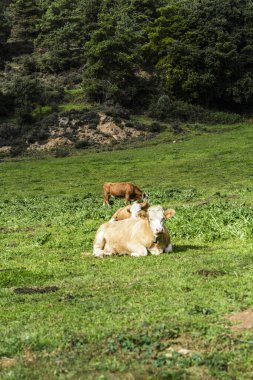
[93,205,175,257]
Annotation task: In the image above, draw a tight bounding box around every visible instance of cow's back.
[105,182,135,197]
[103,218,153,253]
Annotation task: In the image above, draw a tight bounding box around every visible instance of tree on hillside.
[0,5,11,68]
[148,0,253,106]
[83,0,145,106]
[8,0,41,54]
[35,0,100,72]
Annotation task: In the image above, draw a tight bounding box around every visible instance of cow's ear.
[138,210,148,219]
[164,208,176,219]
[140,200,149,210]
[126,205,131,213]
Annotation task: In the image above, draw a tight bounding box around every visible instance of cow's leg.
[124,193,131,205]
[149,247,162,256]
[103,242,114,256]
[93,230,106,257]
[164,243,173,253]
[129,244,148,257]
[103,193,110,207]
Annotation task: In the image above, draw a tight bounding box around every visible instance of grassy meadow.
[1,123,253,379]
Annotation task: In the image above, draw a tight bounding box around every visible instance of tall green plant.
[83,0,145,105]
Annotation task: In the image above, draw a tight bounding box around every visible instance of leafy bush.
[16,102,34,125]
[62,72,83,87]
[10,145,25,157]
[39,113,58,128]
[0,123,29,146]
[54,147,70,158]
[208,111,241,124]
[0,92,14,116]
[103,104,130,120]
[149,122,161,132]
[75,140,90,149]
[148,95,170,121]
[149,97,241,124]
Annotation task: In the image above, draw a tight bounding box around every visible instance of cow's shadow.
[173,245,205,253]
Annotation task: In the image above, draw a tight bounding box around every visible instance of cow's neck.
[145,219,161,244]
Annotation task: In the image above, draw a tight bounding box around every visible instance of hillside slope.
[0,123,253,379]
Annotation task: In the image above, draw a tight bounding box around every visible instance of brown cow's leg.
[124,193,131,205]
[103,193,110,207]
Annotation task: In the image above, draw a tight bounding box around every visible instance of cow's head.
[147,206,175,236]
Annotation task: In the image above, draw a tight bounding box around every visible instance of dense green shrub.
[16,103,34,125]
[103,104,130,120]
[54,147,70,158]
[0,122,31,148]
[75,140,90,149]
[0,92,14,116]
[149,97,241,124]
[149,122,161,133]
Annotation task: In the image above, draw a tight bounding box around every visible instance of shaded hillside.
[0,0,251,133]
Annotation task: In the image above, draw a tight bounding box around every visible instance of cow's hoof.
[93,250,104,258]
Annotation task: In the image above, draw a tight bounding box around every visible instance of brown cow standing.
[103,182,147,206]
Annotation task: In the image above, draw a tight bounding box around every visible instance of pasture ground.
[1,123,253,379]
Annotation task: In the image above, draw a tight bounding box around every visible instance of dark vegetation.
[1,0,252,154]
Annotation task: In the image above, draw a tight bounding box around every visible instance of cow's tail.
[93,227,106,257]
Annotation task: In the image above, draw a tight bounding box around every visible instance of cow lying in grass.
[93,205,175,257]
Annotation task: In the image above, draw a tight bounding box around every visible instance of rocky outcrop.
[0,146,12,155]
[27,137,74,152]
[0,109,155,155]
[27,110,152,152]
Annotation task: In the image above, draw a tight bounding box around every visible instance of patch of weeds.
[189,305,215,315]
[151,188,199,202]
[34,232,51,246]
[105,326,180,357]
[54,147,70,158]
[68,333,88,350]
[194,269,226,277]
[203,351,231,372]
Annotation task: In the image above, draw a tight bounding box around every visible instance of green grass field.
[1,123,253,379]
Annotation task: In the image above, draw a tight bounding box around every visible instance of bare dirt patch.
[0,357,17,368]
[226,309,253,331]
[14,286,59,294]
